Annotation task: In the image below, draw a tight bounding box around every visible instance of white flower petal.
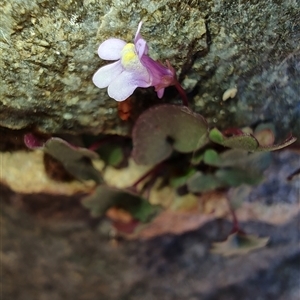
[98,38,126,60]
[92,61,123,88]
[108,71,150,101]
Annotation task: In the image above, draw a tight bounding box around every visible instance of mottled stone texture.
[2,194,300,300]
[0,0,299,137]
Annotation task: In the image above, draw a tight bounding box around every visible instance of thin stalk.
[131,163,164,189]
[174,81,189,107]
[226,197,244,234]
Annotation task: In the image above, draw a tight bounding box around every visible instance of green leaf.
[191,150,268,190]
[82,185,159,222]
[190,150,204,165]
[209,128,259,151]
[203,149,222,166]
[44,138,102,183]
[24,134,102,182]
[224,134,259,151]
[209,128,224,144]
[216,168,263,187]
[132,104,209,165]
[211,232,269,256]
[169,168,196,188]
[129,200,157,223]
[218,149,251,167]
[209,127,296,152]
[203,149,259,168]
[187,171,225,193]
[97,144,124,167]
[220,150,271,173]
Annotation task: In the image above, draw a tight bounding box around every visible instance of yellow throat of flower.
[121,43,139,68]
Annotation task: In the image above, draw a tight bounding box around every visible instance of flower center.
[121,43,140,69]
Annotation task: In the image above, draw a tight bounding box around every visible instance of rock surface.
[2,193,300,300]
[1,147,300,299]
[0,0,299,137]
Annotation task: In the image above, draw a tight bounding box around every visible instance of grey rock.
[195,1,300,139]
[2,190,300,300]
[249,150,300,205]
[1,148,300,299]
[0,0,299,138]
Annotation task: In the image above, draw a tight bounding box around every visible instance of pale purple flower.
[92,22,176,101]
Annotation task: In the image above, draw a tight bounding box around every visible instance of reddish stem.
[174,81,189,107]
[226,197,244,234]
[230,207,240,234]
[131,163,164,189]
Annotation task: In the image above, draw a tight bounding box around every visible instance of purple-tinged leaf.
[24,134,101,183]
[132,104,209,165]
[43,138,101,183]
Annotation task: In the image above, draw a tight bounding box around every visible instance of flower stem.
[230,207,240,234]
[131,163,164,189]
[225,197,244,234]
[174,81,189,107]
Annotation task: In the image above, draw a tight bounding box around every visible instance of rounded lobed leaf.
[132,104,209,165]
[24,135,101,183]
[44,138,101,183]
